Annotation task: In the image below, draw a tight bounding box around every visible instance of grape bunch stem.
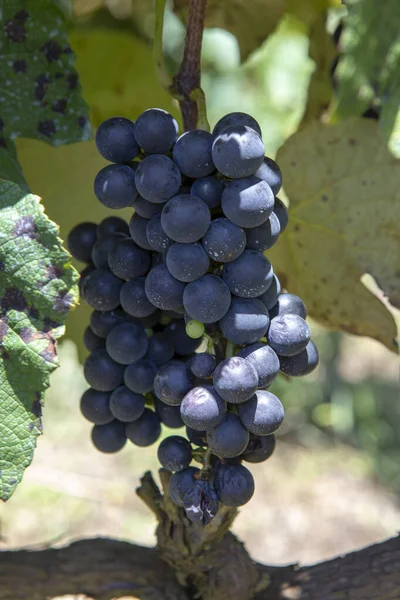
[155,0,209,131]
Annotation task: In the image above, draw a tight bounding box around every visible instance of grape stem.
[225,341,234,359]
[153,0,173,88]
[171,0,209,131]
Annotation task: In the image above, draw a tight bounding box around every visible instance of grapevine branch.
[0,534,399,600]
[171,0,209,131]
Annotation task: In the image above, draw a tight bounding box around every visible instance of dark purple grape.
[180,385,226,431]
[91,420,127,454]
[214,463,255,507]
[157,436,192,472]
[68,222,97,263]
[109,385,146,422]
[207,412,249,458]
[125,408,161,447]
[239,390,284,435]
[80,388,113,424]
[213,357,258,404]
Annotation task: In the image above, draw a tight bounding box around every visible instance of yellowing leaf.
[69,28,180,128]
[269,118,400,351]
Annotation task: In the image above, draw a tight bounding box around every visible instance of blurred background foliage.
[2,0,400,556]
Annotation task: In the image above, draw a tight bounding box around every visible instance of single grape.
[189,353,216,379]
[202,218,246,263]
[166,242,210,283]
[185,320,205,339]
[106,322,149,365]
[239,390,284,435]
[83,325,106,352]
[125,408,161,447]
[253,156,282,195]
[157,435,192,472]
[207,412,249,458]
[213,356,258,404]
[165,320,202,355]
[173,130,215,178]
[68,222,97,263]
[241,434,276,463]
[120,278,157,318]
[190,176,224,209]
[82,270,122,311]
[237,343,280,388]
[95,116,139,163]
[222,249,273,298]
[80,388,113,424]
[109,385,146,422]
[183,479,219,526]
[135,154,181,203]
[133,195,164,219]
[124,359,157,394]
[153,398,183,428]
[145,264,185,311]
[185,427,206,446]
[108,238,151,280]
[161,194,211,243]
[212,112,262,137]
[212,125,264,179]
[219,297,269,345]
[269,293,307,319]
[273,198,288,232]
[221,176,274,228]
[154,360,194,406]
[90,308,125,338]
[169,466,200,507]
[134,108,178,154]
[94,164,137,209]
[128,214,153,251]
[146,332,175,366]
[245,213,281,251]
[84,349,125,391]
[259,274,281,310]
[214,463,255,507]
[146,213,173,253]
[91,420,127,453]
[97,216,129,238]
[183,274,231,324]
[180,385,226,431]
[267,314,310,357]
[279,340,319,376]
[92,233,126,270]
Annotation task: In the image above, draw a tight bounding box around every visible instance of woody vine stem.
[154,0,209,131]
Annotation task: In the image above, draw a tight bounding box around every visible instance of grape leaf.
[0,181,79,500]
[269,118,399,351]
[69,28,180,128]
[0,0,90,148]
[335,0,400,156]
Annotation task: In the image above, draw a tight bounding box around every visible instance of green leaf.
[269,118,399,351]
[0,181,79,500]
[0,0,91,147]
[335,0,400,155]
[69,28,180,128]
[173,0,286,61]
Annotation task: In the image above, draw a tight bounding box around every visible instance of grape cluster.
[68,109,319,525]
